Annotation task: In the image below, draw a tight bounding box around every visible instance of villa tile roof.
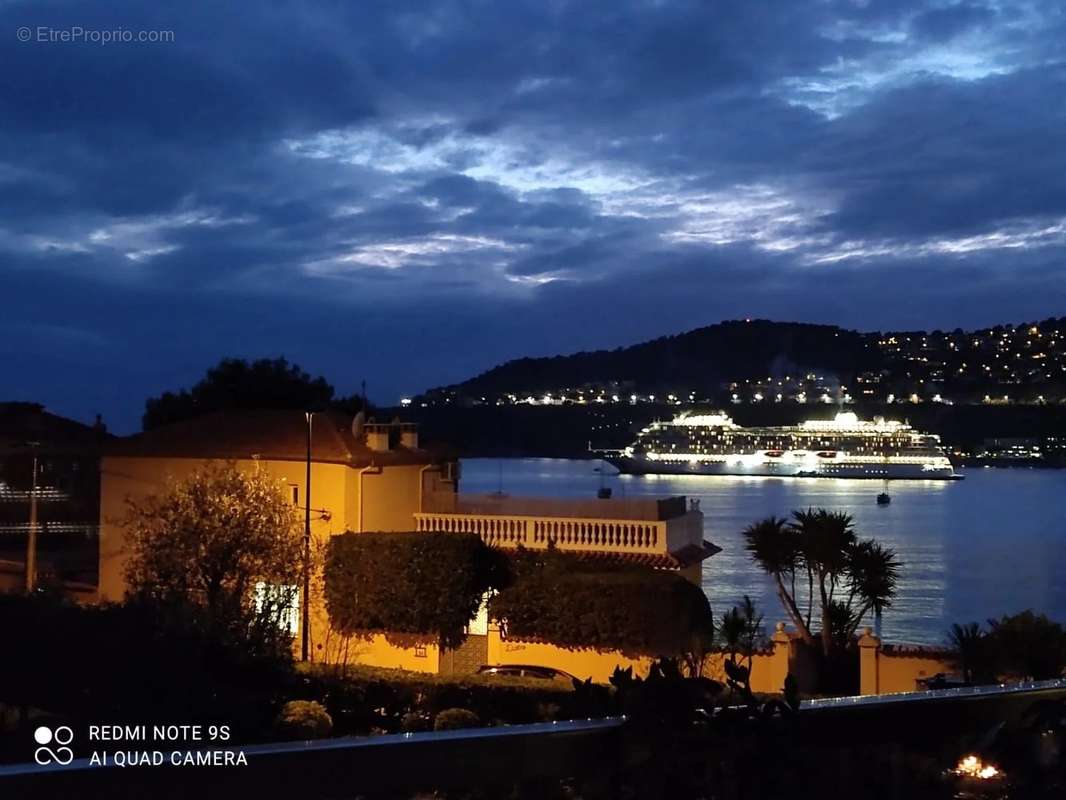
[104,409,441,467]
[0,402,109,453]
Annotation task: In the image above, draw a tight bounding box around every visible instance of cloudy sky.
[2,1,1064,431]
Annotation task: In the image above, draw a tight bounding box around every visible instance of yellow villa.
[98,410,457,603]
[98,409,720,677]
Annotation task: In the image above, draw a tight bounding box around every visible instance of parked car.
[476,664,577,684]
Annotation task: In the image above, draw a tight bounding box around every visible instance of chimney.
[400,423,419,449]
[365,424,390,452]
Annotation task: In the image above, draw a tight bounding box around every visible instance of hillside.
[429,320,877,399]
[421,317,1066,407]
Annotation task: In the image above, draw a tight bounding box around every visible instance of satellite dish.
[351,411,366,441]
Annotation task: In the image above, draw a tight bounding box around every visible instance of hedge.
[488,549,714,657]
[323,533,714,658]
[323,531,507,648]
[299,664,576,735]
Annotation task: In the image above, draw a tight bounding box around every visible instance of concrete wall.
[358,463,427,532]
[479,621,805,690]
[316,630,441,673]
[98,456,351,603]
[486,627,654,682]
[858,629,957,695]
[97,454,458,664]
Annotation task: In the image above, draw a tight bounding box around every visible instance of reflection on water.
[460,459,1066,645]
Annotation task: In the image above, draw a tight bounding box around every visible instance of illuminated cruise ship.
[607,412,961,480]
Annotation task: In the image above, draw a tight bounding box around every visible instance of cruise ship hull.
[608,456,962,480]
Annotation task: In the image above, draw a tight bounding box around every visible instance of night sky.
[2,1,1065,432]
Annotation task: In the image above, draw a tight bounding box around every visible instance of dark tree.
[947,622,990,684]
[143,357,342,430]
[986,611,1066,680]
[743,509,900,656]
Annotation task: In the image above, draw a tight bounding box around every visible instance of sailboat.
[876,450,891,505]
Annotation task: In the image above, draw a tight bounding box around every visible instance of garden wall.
[858,630,956,694]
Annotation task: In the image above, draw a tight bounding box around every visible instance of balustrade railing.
[414,512,665,553]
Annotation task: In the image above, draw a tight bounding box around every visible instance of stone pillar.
[858,627,882,695]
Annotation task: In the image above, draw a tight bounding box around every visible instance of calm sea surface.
[459,459,1066,646]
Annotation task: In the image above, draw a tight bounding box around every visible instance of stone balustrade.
[414,512,666,554]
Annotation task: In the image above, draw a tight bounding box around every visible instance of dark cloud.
[1,0,1064,430]
[910,2,998,41]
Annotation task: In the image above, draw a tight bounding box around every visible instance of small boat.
[876,492,891,506]
[594,464,612,499]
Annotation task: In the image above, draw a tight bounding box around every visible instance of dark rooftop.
[104,409,440,467]
[0,402,109,453]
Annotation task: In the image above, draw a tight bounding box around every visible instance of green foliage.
[300,663,575,735]
[0,594,577,746]
[720,596,764,659]
[400,711,431,732]
[604,657,802,799]
[948,622,993,684]
[0,593,293,743]
[276,700,333,739]
[720,596,765,699]
[323,532,508,648]
[122,462,303,657]
[947,612,1066,683]
[143,357,338,430]
[488,548,714,658]
[987,611,1066,680]
[743,508,901,656]
[433,707,481,731]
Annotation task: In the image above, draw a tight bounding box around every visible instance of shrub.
[276,700,333,739]
[324,532,508,648]
[299,664,575,735]
[0,593,293,742]
[433,707,480,731]
[987,611,1066,680]
[122,461,303,663]
[488,549,714,657]
[400,711,431,732]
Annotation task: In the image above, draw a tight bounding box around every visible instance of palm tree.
[742,517,814,647]
[745,508,902,658]
[789,509,857,656]
[844,540,900,640]
[947,622,986,684]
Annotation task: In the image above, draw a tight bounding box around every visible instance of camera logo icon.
[34,726,74,765]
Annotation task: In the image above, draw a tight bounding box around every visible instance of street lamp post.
[25,449,39,593]
[301,412,313,662]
